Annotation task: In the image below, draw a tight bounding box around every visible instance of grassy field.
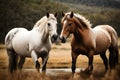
[0,40,120,80]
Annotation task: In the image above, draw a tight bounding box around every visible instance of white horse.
[5,13,58,74]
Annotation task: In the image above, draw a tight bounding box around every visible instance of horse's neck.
[73,28,90,42]
[73,18,89,41]
[42,30,50,43]
[33,27,50,43]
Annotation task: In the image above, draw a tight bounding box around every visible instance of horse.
[5,13,58,74]
[59,12,119,74]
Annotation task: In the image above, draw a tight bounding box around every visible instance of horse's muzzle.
[59,36,66,43]
[51,34,58,43]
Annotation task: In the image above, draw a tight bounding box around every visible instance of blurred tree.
[0,0,68,43]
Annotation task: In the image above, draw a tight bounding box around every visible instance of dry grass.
[0,40,120,80]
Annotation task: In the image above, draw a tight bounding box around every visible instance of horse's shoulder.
[71,37,84,49]
[71,39,88,54]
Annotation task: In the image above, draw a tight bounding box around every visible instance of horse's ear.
[54,12,57,17]
[47,12,49,18]
[70,12,74,18]
[62,12,65,17]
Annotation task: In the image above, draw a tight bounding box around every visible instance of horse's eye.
[68,23,72,26]
[48,23,51,26]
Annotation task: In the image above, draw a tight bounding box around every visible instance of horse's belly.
[12,42,30,57]
[95,35,111,54]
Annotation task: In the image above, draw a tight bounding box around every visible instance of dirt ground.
[0,41,120,80]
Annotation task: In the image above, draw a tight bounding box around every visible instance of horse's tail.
[115,47,119,64]
[108,25,119,69]
[109,46,119,69]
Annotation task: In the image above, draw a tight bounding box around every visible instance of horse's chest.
[71,43,88,55]
[37,44,51,52]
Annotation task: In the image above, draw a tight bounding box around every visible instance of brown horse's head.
[60,12,91,43]
[60,12,76,43]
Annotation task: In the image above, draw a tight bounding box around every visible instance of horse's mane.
[33,14,56,29]
[33,16,47,28]
[65,12,92,28]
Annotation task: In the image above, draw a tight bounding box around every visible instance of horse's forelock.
[62,14,71,23]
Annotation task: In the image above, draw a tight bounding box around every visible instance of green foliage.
[54,0,120,8]
[86,10,120,36]
[0,0,68,43]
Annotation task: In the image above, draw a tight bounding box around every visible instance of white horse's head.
[34,13,58,43]
[46,13,58,42]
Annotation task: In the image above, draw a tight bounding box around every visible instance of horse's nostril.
[51,35,58,43]
[53,35,58,40]
[59,36,66,43]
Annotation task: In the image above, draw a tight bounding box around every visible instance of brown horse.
[60,12,119,74]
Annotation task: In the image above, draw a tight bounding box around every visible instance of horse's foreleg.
[31,50,40,72]
[42,56,48,75]
[100,52,108,71]
[85,51,94,73]
[71,52,78,74]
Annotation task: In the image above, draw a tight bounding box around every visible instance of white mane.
[33,13,57,38]
[65,12,92,28]
[33,16,47,29]
[33,14,56,29]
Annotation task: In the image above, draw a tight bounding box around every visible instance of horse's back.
[94,25,118,44]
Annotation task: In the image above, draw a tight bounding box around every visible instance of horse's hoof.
[42,71,46,77]
[37,68,40,72]
[81,68,92,74]
[35,61,40,72]
[71,72,75,78]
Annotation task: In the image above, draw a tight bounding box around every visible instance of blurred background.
[0,0,120,80]
[0,0,120,43]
